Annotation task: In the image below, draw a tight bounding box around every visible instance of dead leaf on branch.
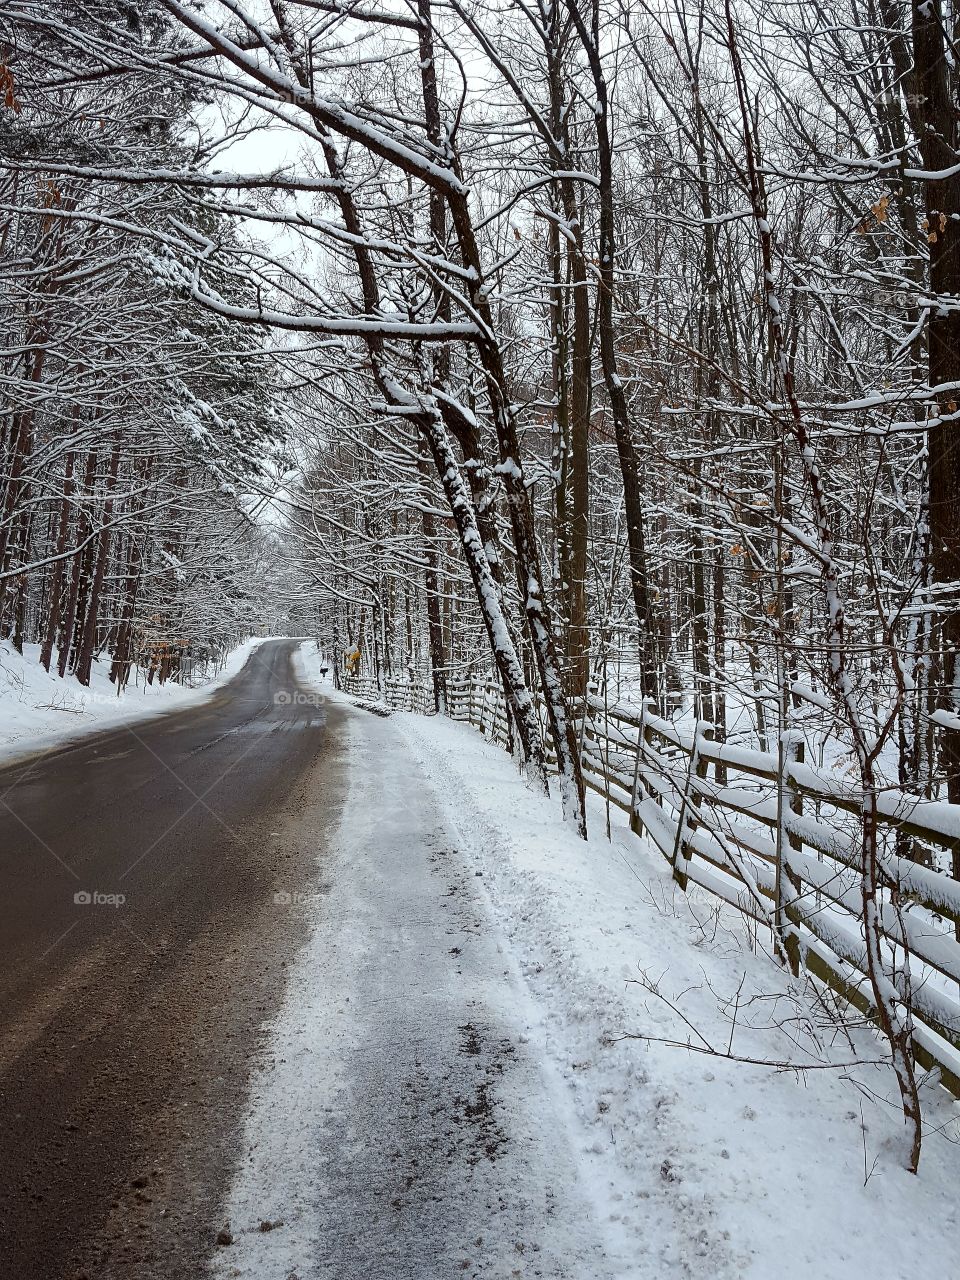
[0,63,20,113]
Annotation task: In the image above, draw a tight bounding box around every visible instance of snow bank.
[394,710,960,1280]
[218,647,960,1278]
[0,636,274,765]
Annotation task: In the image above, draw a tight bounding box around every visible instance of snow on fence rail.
[343,671,960,1096]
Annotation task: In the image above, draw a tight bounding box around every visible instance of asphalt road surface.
[0,639,347,1280]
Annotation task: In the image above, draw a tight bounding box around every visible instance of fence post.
[579,681,597,769]
[776,729,803,975]
[671,720,712,892]
[629,697,654,838]
[480,674,493,737]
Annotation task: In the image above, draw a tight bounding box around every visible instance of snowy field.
[0,636,272,765]
[214,644,960,1279]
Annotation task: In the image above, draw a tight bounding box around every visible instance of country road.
[0,639,347,1280]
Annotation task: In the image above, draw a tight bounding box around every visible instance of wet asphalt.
[0,639,347,1280]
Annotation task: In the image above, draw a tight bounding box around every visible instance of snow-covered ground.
[214,643,960,1279]
[0,637,272,765]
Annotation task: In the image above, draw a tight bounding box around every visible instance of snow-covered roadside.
[0,636,276,765]
[395,710,960,1279]
[215,688,652,1279]
[220,642,960,1278]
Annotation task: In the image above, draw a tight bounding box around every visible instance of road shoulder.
[211,699,633,1280]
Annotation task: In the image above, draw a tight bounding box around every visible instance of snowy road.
[0,639,349,1280]
[215,698,622,1280]
[6,641,956,1280]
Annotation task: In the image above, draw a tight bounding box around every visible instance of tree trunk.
[57,450,97,680]
[75,441,121,686]
[40,450,76,671]
[911,0,960,811]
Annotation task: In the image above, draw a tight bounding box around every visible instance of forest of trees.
[4,0,960,1167]
[0,8,300,685]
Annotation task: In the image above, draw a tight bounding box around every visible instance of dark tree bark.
[75,441,121,686]
[565,0,659,702]
[911,0,960,812]
[39,450,75,672]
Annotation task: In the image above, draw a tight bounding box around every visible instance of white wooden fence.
[343,670,960,1095]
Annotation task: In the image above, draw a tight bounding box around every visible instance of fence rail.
[343,670,960,1096]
